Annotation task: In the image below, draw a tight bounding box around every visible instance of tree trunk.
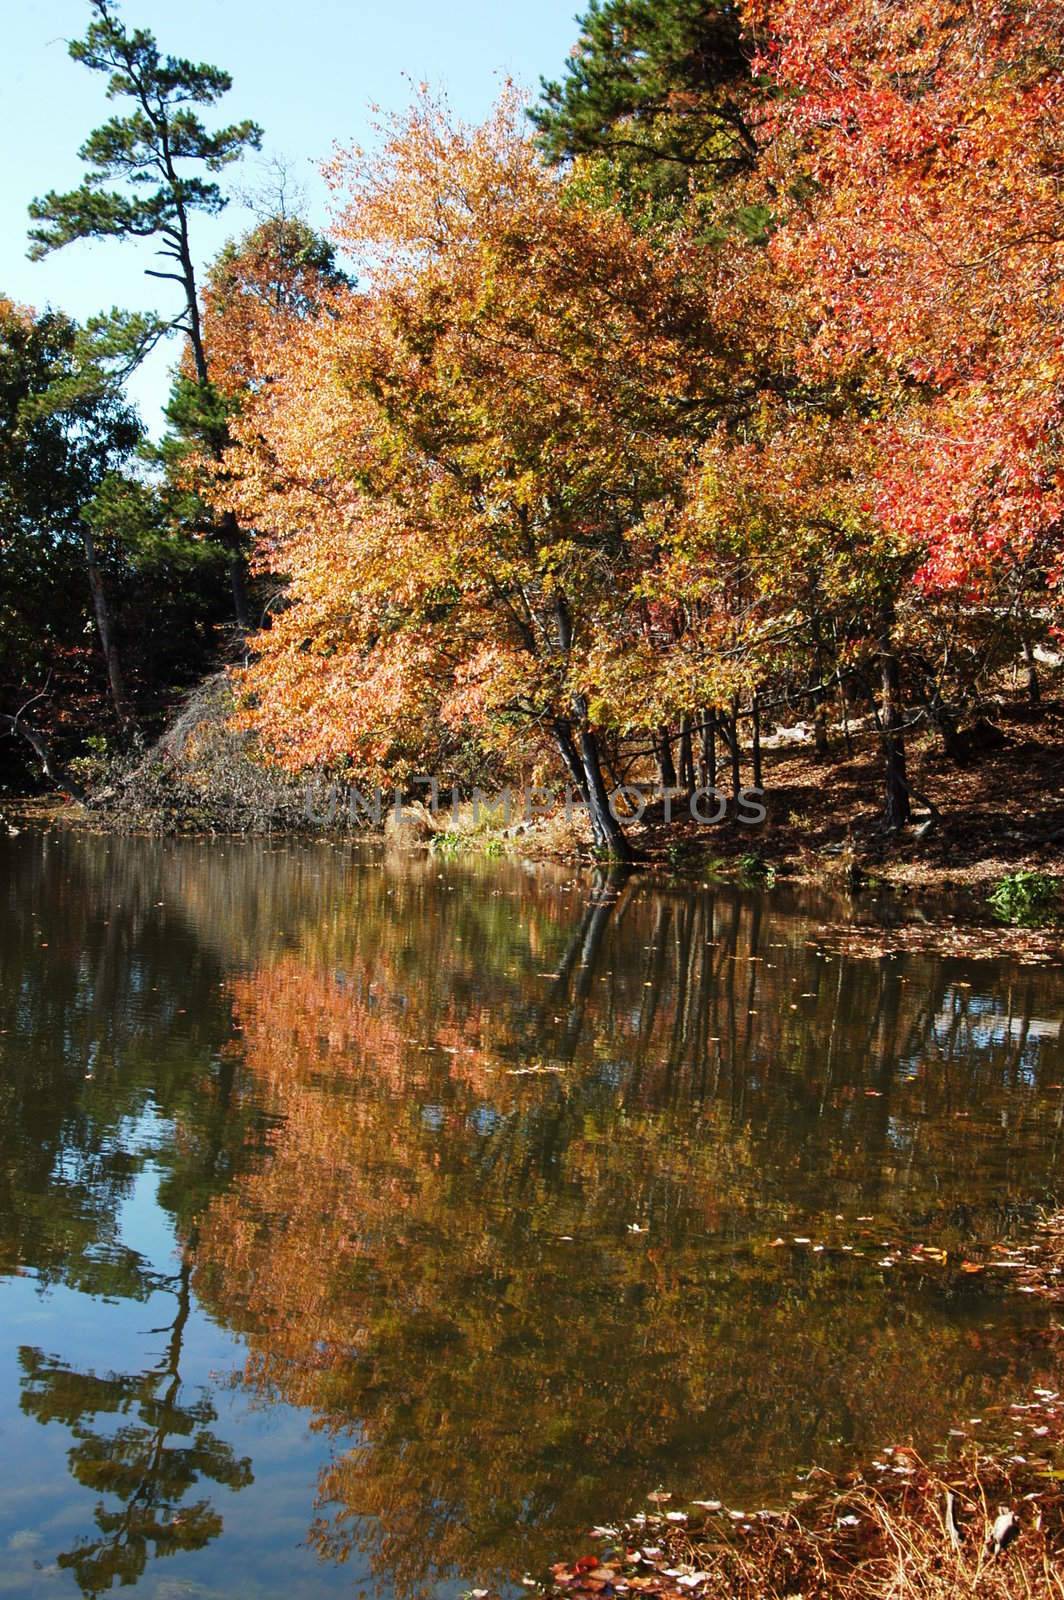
[813,701,830,758]
[700,707,717,788]
[932,701,965,761]
[1,715,86,803]
[554,714,634,859]
[811,675,830,759]
[917,663,965,761]
[729,695,742,797]
[578,719,635,861]
[221,511,251,633]
[751,692,763,790]
[1024,637,1042,707]
[176,240,251,635]
[879,627,911,830]
[656,724,677,790]
[553,717,590,800]
[229,554,251,634]
[678,715,695,790]
[81,524,132,734]
[840,675,854,755]
[811,637,831,758]
[553,593,633,860]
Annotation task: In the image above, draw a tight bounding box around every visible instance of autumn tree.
[668,0,1062,820]
[660,399,927,825]
[533,0,816,807]
[532,0,1064,830]
[751,0,1064,648]
[199,214,351,393]
[220,95,747,857]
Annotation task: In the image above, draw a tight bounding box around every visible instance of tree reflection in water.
[20,1260,252,1593]
[2,833,1063,1598]
[179,856,1064,1596]
[0,830,261,1595]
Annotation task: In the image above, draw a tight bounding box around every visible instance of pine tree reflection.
[20,1258,252,1594]
[0,833,258,1594]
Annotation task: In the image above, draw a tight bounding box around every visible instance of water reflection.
[19,1258,252,1592]
[0,830,1062,1597]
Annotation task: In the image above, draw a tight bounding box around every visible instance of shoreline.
[5,681,1059,918]
[4,794,1062,961]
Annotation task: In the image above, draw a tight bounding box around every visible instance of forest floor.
[540,1215,1064,1600]
[595,690,1064,894]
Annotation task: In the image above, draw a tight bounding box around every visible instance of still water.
[1,827,1063,1598]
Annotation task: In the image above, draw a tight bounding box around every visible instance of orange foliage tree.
[629,0,1064,825]
[214,93,755,856]
[200,6,1064,842]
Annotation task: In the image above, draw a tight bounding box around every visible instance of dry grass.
[547,1440,1064,1600]
[86,674,310,834]
[423,793,594,860]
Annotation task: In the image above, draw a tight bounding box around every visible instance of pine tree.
[28,0,260,382]
[28,0,262,629]
[531,0,758,201]
[0,299,141,770]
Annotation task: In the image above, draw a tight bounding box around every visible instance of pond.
[1,827,1062,1598]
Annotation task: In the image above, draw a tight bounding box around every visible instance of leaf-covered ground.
[574,689,1064,900]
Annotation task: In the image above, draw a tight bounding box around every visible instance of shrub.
[988,869,1060,927]
[738,851,777,886]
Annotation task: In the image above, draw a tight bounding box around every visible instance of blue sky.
[3,0,581,430]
